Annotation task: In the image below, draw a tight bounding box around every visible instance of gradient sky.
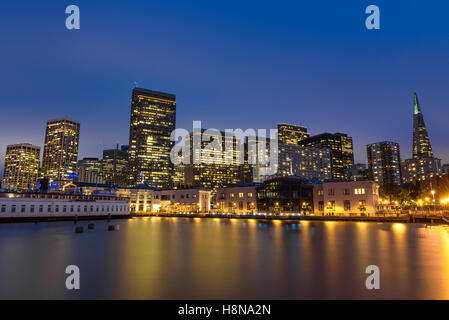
[1,0,449,177]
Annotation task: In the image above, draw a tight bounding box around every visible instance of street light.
[431,190,436,215]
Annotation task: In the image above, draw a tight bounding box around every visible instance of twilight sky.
[1,0,449,177]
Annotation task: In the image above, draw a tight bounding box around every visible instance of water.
[0,217,448,299]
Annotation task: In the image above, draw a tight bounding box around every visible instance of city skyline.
[1,1,449,176]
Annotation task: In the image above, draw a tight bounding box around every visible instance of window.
[239,193,244,198]
[21,205,26,213]
[84,206,87,212]
[328,189,335,196]
[343,189,350,195]
[55,206,59,213]
[11,205,16,213]
[48,205,52,212]
[172,195,176,199]
[1,205,6,213]
[30,205,35,213]
[354,188,366,195]
[70,205,74,212]
[63,205,67,212]
[230,193,234,198]
[39,205,43,213]
[239,201,243,210]
[344,200,351,211]
[248,193,253,197]
[186,194,189,198]
[318,201,324,211]
[317,190,324,196]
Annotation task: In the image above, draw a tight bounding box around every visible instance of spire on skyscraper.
[412,92,433,159]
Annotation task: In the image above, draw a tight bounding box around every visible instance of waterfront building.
[128,88,176,188]
[299,132,354,179]
[256,177,314,214]
[119,186,211,214]
[101,147,128,186]
[215,185,258,213]
[41,118,80,181]
[2,143,40,191]
[313,180,380,216]
[68,182,211,214]
[77,158,104,184]
[0,192,129,219]
[277,123,309,145]
[367,141,402,185]
[402,93,442,183]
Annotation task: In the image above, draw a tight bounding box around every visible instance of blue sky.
[1,0,449,176]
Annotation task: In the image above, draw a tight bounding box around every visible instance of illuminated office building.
[367,141,402,185]
[402,93,441,183]
[2,143,40,191]
[299,133,354,179]
[276,144,332,181]
[183,129,243,196]
[101,147,129,186]
[128,88,176,188]
[277,123,309,145]
[41,118,80,181]
[77,158,104,184]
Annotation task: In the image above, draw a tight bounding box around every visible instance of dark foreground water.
[0,217,448,299]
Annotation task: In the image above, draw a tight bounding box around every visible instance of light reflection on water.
[0,217,448,299]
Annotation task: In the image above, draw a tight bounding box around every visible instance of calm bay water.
[0,217,448,299]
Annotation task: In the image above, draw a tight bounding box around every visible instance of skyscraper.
[128,88,176,188]
[41,118,80,181]
[403,93,441,183]
[2,143,40,191]
[413,92,433,159]
[277,124,309,145]
[182,129,243,196]
[77,158,104,184]
[102,146,129,186]
[299,133,354,179]
[367,141,402,185]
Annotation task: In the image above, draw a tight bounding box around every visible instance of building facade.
[41,118,80,181]
[182,129,244,197]
[277,123,309,145]
[256,177,314,214]
[215,185,258,213]
[300,133,354,179]
[274,144,332,181]
[313,181,380,216]
[2,143,40,191]
[402,93,442,182]
[77,158,104,184]
[102,147,128,186]
[128,88,176,188]
[367,141,402,185]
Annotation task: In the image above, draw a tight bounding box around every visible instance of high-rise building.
[413,92,433,159]
[277,123,309,145]
[267,144,331,181]
[2,143,40,191]
[182,129,243,196]
[367,141,402,185]
[345,163,369,181]
[128,88,176,188]
[403,93,441,183]
[41,118,80,181]
[443,164,449,176]
[77,157,104,184]
[102,147,129,186]
[299,133,354,179]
